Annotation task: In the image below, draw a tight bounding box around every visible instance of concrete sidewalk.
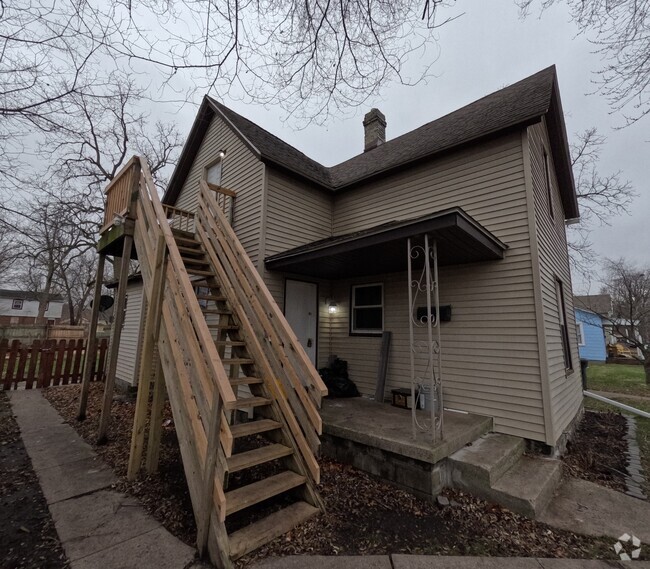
[253,556,650,568]
[9,390,203,569]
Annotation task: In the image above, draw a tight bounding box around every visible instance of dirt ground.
[43,384,619,567]
[0,392,69,569]
[563,410,628,492]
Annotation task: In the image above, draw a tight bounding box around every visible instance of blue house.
[575,308,607,362]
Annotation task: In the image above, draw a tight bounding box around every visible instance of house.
[0,289,64,325]
[119,65,583,449]
[574,307,607,362]
[96,65,583,565]
[575,293,645,359]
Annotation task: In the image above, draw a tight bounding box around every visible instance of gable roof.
[164,66,579,218]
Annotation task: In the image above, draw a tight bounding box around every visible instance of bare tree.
[567,128,636,278]
[518,0,650,123]
[601,258,650,384]
[3,0,459,133]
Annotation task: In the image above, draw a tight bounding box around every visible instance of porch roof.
[264,207,508,279]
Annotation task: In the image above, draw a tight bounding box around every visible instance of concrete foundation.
[320,398,492,500]
[321,433,446,501]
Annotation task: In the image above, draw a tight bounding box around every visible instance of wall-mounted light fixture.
[328,300,338,314]
[218,150,226,159]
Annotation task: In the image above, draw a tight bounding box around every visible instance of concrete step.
[489,456,562,518]
[449,433,525,487]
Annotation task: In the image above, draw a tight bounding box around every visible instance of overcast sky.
[157,0,647,294]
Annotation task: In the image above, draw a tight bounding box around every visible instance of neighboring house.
[124,65,581,450]
[0,289,64,325]
[574,307,607,362]
[575,293,644,358]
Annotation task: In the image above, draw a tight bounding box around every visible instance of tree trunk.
[644,358,650,386]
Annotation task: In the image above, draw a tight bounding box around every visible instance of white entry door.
[284,279,318,365]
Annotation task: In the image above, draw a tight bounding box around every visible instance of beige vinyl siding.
[328,133,547,441]
[262,167,332,307]
[175,112,265,264]
[116,281,145,387]
[261,167,333,368]
[528,122,582,442]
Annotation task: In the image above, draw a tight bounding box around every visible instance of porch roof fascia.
[264,207,508,279]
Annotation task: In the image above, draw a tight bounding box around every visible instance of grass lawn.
[584,396,650,498]
[585,362,649,397]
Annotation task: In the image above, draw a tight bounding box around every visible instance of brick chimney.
[363,109,386,152]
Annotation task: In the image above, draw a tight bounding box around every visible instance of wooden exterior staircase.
[96,157,328,568]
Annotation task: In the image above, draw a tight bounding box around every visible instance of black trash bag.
[319,357,360,398]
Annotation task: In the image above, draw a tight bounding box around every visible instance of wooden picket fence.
[0,338,109,390]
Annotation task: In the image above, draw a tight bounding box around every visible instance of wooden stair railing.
[107,157,326,568]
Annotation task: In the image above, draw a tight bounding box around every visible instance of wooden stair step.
[225,471,305,516]
[230,419,282,438]
[197,294,227,302]
[177,245,204,256]
[185,268,214,276]
[227,443,293,473]
[172,234,199,246]
[182,257,209,266]
[233,396,271,409]
[201,308,232,315]
[230,376,264,386]
[222,358,254,366]
[207,324,239,331]
[228,501,319,560]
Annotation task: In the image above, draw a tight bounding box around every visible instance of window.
[555,279,573,370]
[577,322,585,347]
[204,157,223,186]
[351,284,383,335]
[544,151,554,220]
[12,299,23,310]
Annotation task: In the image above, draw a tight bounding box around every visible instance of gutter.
[584,390,650,419]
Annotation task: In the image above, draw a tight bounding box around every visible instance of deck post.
[145,357,166,473]
[97,222,134,444]
[127,233,167,479]
[77,252,106,420]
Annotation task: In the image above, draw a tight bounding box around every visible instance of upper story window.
[544,151,554,220]
[12,299,23,310]
[577,322,585,347]
[350,283,383,335]
[204,155,223,186]
[555,278,573,371]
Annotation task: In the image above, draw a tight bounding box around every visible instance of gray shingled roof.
[0,289,64,302]
[574,294,613,316]
[165,66,578,217]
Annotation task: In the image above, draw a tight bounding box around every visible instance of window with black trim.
[555,278,573,371]
[12,299,23,310]
[351,283,383,335]
[544,151,554,220]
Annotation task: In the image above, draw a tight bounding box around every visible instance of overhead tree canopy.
[518,0,650,124]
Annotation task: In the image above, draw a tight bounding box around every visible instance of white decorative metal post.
[407,234,443,442]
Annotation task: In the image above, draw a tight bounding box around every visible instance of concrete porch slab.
[321,398,492,464]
